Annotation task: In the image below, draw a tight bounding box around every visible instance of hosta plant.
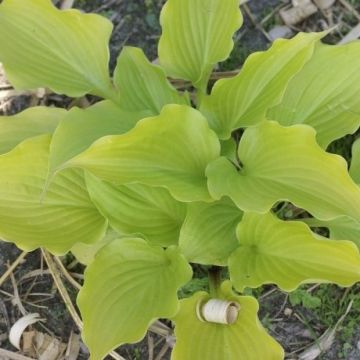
[1,0,360,359]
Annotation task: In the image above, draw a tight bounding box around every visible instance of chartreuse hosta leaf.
[268,42,360,148]
[172,281,284,360]
[85,172,186,247]
[179,198,243,265]
[71,228,120,265]
[305,216,360,250]
[78,238,192,360]
[207,121,360,222]
[158,0,242,90]
[305,141,360,249]
[0,135,107,254]
[229,212,360,292]
[65,105,221,202]
[0,0,115,98]
[113,46,188,113]
[350,138,360,184]
[48,100,149,178]
[0,106,65,154]
[200,32,324,138]
[220,138,237,163]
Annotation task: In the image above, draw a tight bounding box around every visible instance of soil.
[1,0,360,359]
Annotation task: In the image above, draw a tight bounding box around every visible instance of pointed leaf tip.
[159,0,243,89]
[200,32,325,138]
[114,46,188,113]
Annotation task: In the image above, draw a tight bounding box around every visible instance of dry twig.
[154,343,170,360]
[53,256,81,290]
[0,251,27,288]
[147,334,154,360]
[0,349,36,360]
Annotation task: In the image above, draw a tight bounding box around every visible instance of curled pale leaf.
[78,238,192,360]
[65,105,221,202]
[9,313,44,350]
[0,107,65,154]
[200,32,324,138]
[0,0,115,98]
[207,121,360,222]
[0,135,107,254]
[158,0,243,89]
[172,281,284,360]
[268,42,360,148]
[229,212,360,291]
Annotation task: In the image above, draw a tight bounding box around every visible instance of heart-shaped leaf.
[158,0,242,90]
[0,0,115,98]
[114,46,188,113]
[78,238,192,360]
[229,212,360,291]
[207,121,360,222]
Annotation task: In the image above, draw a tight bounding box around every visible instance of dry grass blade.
[9,266,26,315]
[60,0,75,9]
[0,251,27,288]
[0,349,36,360]
[147,333,154,360]
[65,331,81,360]
[41,249,82,328]
[338,0,360,21]
[298,300,353,359]
[154,342,170,360]
[20,269,51,282]
[149,320,172,338]
[53,256,81,290]
[339,23,360,44]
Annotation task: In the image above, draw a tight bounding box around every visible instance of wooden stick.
[154,343,170,360]
[53,256,81,290]
[0,251,27,288]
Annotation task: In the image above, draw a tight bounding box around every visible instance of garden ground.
[1,0,360,359]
